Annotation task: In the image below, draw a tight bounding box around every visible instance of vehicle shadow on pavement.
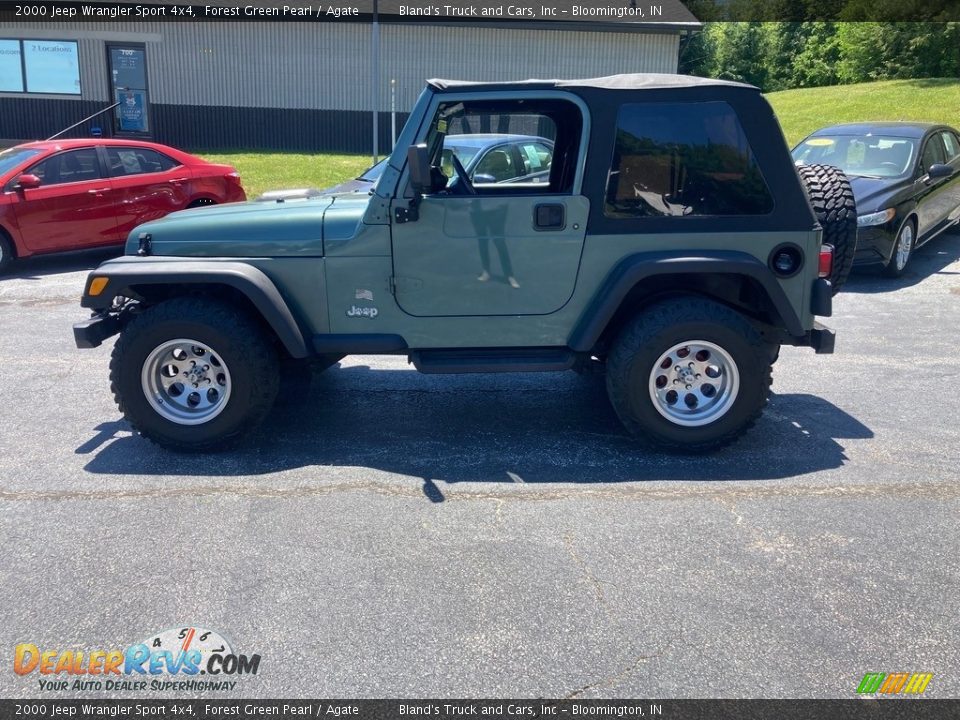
[80,368,873,493]
[2,247,121,280]
[843,230,960,293]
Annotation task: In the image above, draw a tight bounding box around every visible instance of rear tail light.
[226,171,241,184]
[818,244,834,279]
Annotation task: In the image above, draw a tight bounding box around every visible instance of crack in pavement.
[715,497,798,563]
[564,629,682,699]
[563,533,613,606]
[1,480,959,505]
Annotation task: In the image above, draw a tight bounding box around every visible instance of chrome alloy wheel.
[648,340,740,427]
[894,223,913,272]
[141,339,232,425]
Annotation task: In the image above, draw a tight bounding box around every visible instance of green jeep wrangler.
[74,74,856,452]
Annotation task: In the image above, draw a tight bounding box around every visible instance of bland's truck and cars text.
[73,74,857,453]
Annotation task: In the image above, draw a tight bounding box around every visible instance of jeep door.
[390,95,589,317]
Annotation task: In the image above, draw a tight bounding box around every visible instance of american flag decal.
[355,289,374,301]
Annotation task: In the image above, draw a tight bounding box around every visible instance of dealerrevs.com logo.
[14,626,261,692]
[856,672,933,696]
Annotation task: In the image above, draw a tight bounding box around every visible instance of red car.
[0,139,246,272]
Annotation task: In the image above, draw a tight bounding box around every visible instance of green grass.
[766,78,960,147]
[196,78,960,194]
[196,151,373,198]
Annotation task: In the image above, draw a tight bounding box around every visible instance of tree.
[709,23,771,88]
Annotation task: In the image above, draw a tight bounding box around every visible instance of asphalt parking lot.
[0,233,958,699]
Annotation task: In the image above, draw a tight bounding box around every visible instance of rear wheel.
[882,219,914,278]
[187,198,217,209]
[797,163,857,293]
[110,297,279,451]
[606,297,772,452]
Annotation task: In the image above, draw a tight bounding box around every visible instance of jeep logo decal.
[346,305,378,318]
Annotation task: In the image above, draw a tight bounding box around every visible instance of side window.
[516,142,553,184]
[605,101,773,218]
[423,98,582,195]
[940,131,960,161]
[107,147,178,177]
[27,148,102,186]
[472,147,521,184]
[920,136,946,173]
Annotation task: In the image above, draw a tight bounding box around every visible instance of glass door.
[107,44,150,136]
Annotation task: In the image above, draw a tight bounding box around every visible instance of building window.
[605,101,773,218]
[0,39,81,94]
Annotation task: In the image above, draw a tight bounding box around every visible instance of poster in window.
[117,90,149,133]
[117,89,149,133]
[0,40,23,92]
[23,40,80,94]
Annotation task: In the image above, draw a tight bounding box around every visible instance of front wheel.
[0,233,14,274]
[606,298,772,452]
[110,297,280,451]
[882,220,914,278]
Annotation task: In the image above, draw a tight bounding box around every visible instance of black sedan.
[793,122,960,277]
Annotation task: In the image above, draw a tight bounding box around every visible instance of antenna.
[46,100,122,141]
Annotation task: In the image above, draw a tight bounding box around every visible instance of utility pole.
[390,78,397,151]
[371,0,380,164]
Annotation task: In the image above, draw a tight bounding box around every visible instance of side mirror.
[473,173,496,185]
[928,163,953,179]
[407,143,432,195]
[16,174,41,190]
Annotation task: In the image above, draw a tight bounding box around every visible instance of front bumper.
[73,313,121,349]
[854,225,896,266]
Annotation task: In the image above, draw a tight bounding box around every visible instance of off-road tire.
[110,296,279,451]
[797,163,857,294]
[606,297,772,452]
[0,232,14,274]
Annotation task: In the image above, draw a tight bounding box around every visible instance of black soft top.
[427,74,757,93]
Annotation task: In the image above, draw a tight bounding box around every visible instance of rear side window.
[605,102,773,218]
[107,147,178,176]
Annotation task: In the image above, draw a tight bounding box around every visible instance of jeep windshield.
[792,134,918,178]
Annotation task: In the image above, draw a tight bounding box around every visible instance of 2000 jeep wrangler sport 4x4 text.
[74,74,856,452]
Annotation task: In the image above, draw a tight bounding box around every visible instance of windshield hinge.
[393,198,420,224]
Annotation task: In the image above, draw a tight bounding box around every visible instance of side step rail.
[410,348,578,374]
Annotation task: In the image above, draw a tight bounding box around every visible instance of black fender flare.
[81,259,310,358]
[567,250,805,353]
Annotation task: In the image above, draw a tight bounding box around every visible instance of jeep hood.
[123,196,364,257]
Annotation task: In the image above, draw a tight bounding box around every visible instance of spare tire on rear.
[797,163,857,294]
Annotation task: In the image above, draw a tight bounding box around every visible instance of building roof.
[428,74,757,93]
